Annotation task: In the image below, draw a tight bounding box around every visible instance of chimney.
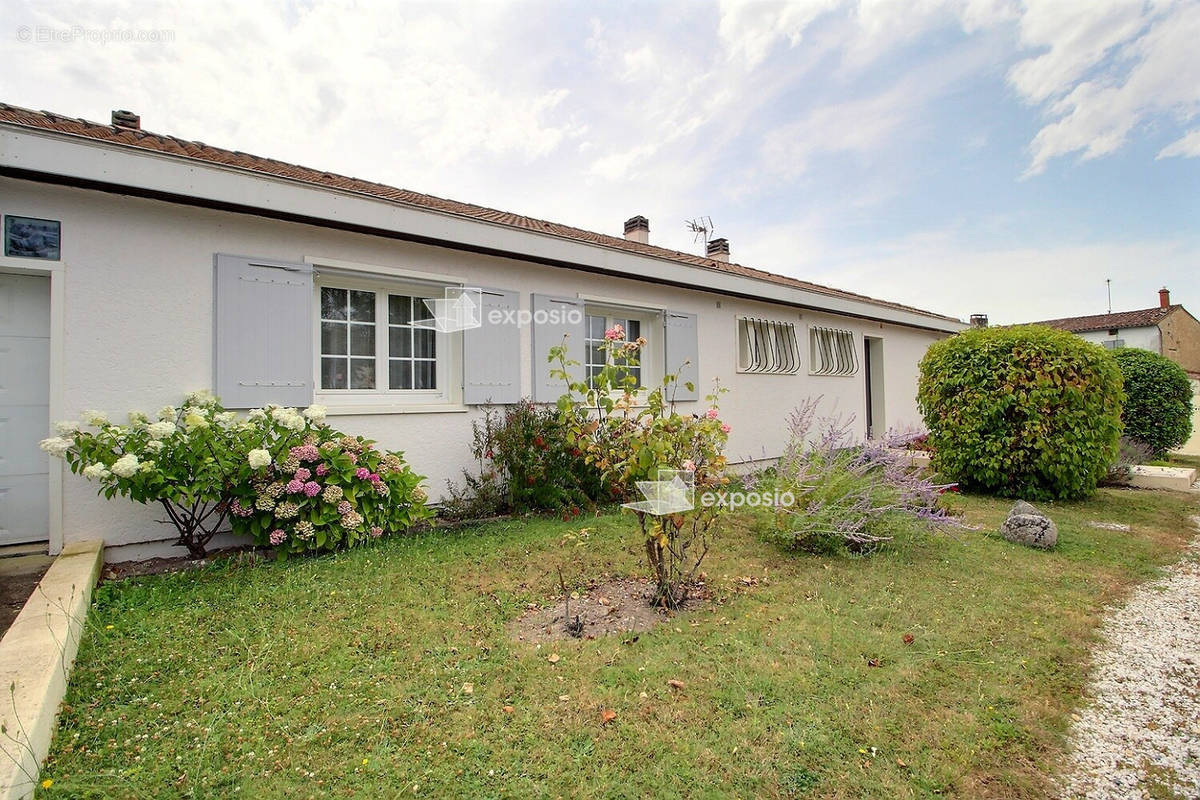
[969,314,989,328]
[111,109,140,130]
[623,215,649,244]
[1159,287,1170,308]
[706,237,730,263]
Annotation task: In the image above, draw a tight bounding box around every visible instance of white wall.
[1,177,947,550]
[1077,327,1161,352]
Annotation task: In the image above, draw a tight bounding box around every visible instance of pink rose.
[720,423,731,434]
[303,481,321,497]
[705,408,719,419]
[285,478,304,494]
[315,464,329,477]
[604,324,625,341]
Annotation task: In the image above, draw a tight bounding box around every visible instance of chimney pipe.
[111,109,140,130]
[969,314,989,328]
[706,237,730,263]
[623,215,649,244]
[1159,287,1170,308]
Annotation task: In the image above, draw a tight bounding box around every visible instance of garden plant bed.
[0,554,53,638]
[510,577,710,644]
[38,491,1200,799]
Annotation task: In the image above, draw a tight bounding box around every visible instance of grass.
[39,488,1198,799]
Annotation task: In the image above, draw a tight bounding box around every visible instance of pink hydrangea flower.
[291,444,320,462]
[604,324,625,341]
[285,478,305,494]
[337,500,353,515]
[294,467,311,481]
[369,473,380,483]
[720,423,731,434]
[268,529,286,546]
[303,481,321,497]
[347,453,358,464]
[355,467,370,480]
[369,526,383,538]
[705,408,719,419]
[315,463,329,477]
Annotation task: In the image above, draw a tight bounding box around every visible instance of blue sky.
[3,0,1197,323]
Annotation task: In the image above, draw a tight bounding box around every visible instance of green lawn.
[41,489,1198,799]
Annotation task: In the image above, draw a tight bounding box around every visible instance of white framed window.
[584,309,654,390]
[737,318,800,374]
[809,326,859,376]
[314,275,459,407]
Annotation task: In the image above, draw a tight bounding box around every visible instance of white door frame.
[0,257,64,554]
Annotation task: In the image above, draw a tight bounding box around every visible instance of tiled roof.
[1031,306,1178,333]
[0,102,960,325]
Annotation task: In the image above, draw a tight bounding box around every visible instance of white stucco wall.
[1,177,949,551]
[1076,327,1162,352]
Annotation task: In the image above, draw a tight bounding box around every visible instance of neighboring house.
[0,104,964,558]
[1029,289,1200,456]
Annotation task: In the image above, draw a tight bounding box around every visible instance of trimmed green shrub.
[918,325,1124,500]
[1112,347,1193,459]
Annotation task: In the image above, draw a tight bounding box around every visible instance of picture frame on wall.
[4,215,61,260]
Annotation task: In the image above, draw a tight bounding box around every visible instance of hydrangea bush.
[40,391,430,557]
[550,324,729,608]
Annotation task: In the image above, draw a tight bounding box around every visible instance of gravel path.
[1059,516,1200,799]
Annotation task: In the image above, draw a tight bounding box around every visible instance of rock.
[1000,501,1058,549]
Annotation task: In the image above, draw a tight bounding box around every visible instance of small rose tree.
[550,324,729,608]
[40,391,430,557]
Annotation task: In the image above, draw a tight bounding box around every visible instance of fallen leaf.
[897,758,908,768]
[866,657,882,668]
[461,683,474,694]
[902,633,915,645]
[547,653,561,664]
[502,705,514,714]
[558,695,570,702]
[668,679,685,690]
[600,709,617,725]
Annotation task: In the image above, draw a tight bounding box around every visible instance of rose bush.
[41,391,430,557]
[550,324,729,608]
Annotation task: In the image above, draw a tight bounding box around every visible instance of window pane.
[588,344,605,367]
[389,295,412,325]
[350,323,375,356]
[413,328,436,359]
[626,319,640,340]
[414,360,436,390]
[321,287,347,321]
[389,360,412,390]
[389,326,412,358]
[350,358,376,389]
[587,315,605,339]
[321,357,346,389]
[321,322,347,355]
[349,290,376,322]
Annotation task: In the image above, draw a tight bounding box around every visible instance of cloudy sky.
[3,0,1197,323]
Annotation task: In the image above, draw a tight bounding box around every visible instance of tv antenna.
[1106,278,1112,313]
[686,216,714,245]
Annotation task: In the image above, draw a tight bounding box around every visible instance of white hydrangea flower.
[139,460,156,473]
[127,411,149,429]
[214,411,237,425]
[111,453,140,478]
[81,409,108,427]
[82,463,110,481]
[147,421,176,440]
[269,406,296,420]
[185,389,218,407]
[144,439,164,453]
[247,448,272,469]
[247,408,268,422]
[183,411,210,430]
[280,413,305,432]
[302,404,328,423]
[157,405,177,421]
[54,420,79,435]
[102,426,127,437]
[38,437,71,457]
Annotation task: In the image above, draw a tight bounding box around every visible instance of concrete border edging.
[0,540,103,800]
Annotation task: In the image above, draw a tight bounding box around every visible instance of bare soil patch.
[510,577,709,644]
[0,555,53,637]
[102,546,262,582]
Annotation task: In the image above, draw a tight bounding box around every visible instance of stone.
[1000,501,1058,549]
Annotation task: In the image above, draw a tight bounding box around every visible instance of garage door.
[0,273,50,546]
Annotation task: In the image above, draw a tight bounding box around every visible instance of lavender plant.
[755,397,960,554]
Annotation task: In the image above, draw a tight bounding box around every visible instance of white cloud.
[1159,128,1200,159]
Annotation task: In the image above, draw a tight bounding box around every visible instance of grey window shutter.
[463,288,521,405]
[213,254,314,408]
[664,310,699,402]
[531,294,586,402]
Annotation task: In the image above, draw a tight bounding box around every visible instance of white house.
[0,104,965,558]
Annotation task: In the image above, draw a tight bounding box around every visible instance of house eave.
[0,124,966,334]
